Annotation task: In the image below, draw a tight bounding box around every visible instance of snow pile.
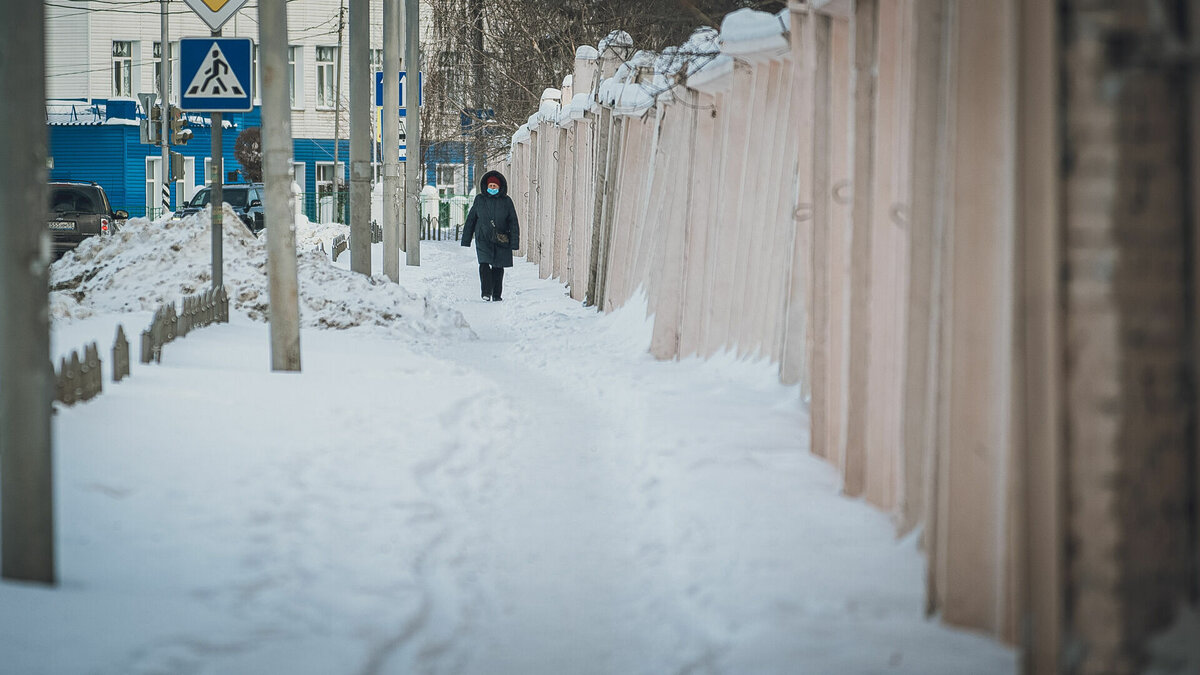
[294,217,350,253]
[48,209,474,340]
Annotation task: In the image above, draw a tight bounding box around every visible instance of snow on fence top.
[558,93,593,127]
[512,123,531,145]
[49,210,474,340]
[512,16,790,144]
[718,8,790,57]
[598,30,633,54]
[683,27,734,92]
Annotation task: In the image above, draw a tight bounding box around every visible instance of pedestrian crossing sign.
[180,37,253,112]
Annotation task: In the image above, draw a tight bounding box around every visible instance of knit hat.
[487,178,500,189]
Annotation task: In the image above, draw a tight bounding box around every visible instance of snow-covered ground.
[1,213,1016,674]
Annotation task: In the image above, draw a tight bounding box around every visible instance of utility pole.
[383,0,402,281]
[161,0,172,218]
[260,0,302,371]
[469,0,485,186]
[211,29,224,289]
[332,2,346,222]
[404,0,420,265]
[1,0,54,585]
[349,0,371,274]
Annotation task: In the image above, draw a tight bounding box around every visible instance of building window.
[371,48,383,73]
[315,161,344,223]
[437,165,457,188]
[316,46,337,109]
[146,156,163,218]
[288,45,301,108]
[153,42,162,97]
[113,41,132,97]
[152,42,179,102]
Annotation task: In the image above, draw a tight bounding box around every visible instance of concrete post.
[350,0,371,275]
[404,0,421,265]
[0,0,54,585]
[260,0,302,371]
[383,0,401,281]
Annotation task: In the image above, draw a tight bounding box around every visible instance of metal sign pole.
[161,0,172,219]
[211,28,224,290]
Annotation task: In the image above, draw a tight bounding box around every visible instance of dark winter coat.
[461,170,520,268]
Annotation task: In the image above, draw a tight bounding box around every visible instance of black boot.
[479,263,493,301]
[491,267,504,301]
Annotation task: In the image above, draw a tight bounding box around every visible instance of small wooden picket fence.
[53,286,229,405]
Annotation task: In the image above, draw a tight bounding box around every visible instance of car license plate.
[48,220,76,231]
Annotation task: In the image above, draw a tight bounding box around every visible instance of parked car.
[172,183,265,232]
[47,181,127,259]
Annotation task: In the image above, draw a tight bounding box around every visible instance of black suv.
[173,183,265,232]
[47,181,127,258]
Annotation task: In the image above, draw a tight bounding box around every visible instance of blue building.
[44,1,469,224]
[46,99,474,223]
[48,98,359,222]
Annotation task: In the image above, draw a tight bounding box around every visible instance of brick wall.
[1063,2,1196,672]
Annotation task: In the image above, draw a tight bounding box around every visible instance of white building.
[44,0,436,221]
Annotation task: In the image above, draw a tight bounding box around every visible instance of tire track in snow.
[360,396,515,673]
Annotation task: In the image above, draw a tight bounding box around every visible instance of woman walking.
[461,170,521,302]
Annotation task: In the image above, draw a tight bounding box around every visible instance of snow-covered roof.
[46,99,234,128]
[540,87,562,102]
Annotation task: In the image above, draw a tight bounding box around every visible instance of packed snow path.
[2,240,1014,674]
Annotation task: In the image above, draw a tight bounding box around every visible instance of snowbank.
[48,209,474,341]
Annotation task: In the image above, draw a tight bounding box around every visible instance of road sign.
[374,71,424,108]
[375,109,407,160]
[183,0,250,32]
[180,38,252,112]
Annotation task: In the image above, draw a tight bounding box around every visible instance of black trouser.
[479,263,504,299]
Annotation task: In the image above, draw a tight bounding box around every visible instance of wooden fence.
[53,286,230,406]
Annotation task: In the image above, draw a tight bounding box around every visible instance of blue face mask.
[487,186,499,195]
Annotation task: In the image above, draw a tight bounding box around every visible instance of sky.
[0,209,1020,674]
